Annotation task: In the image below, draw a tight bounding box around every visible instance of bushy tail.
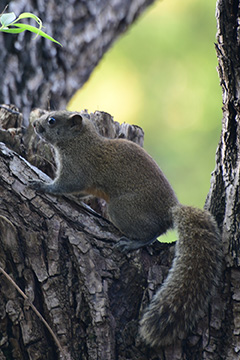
[139,204,222,348]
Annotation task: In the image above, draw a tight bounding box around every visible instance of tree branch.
[0,0,156,119]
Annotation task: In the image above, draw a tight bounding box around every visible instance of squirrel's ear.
[68,113,83,130]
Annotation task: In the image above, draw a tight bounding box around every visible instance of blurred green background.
[68,0,222,242]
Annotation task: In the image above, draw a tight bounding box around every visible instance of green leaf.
[0,11,62,46]
[0,28,25,34]
[7,23,62,46]
[12,12,42,30]
[0,12,16,26]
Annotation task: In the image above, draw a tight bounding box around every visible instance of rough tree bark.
[0,0,155,121]
[205,0,240,358]
[0,108,175,360]
[0,0,239,360]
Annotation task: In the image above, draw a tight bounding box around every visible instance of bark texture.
[0,0,155,120]
[205,1,240,359]
[0,108,175,360]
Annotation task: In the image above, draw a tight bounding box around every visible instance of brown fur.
[139,205,222,347]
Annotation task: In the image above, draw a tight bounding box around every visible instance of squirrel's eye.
[48,117,56,126]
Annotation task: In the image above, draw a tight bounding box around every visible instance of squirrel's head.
[33,111,92,145]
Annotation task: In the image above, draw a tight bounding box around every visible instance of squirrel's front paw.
[28,179,46,192]
[114,236,153,252]
[114,237,132,253]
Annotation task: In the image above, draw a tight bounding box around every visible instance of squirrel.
[28,110,222,347]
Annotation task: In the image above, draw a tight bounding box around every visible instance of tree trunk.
[0,0,155,120]
[0,109,174,360]
[0,0,239,359]
[205,0,240,358]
